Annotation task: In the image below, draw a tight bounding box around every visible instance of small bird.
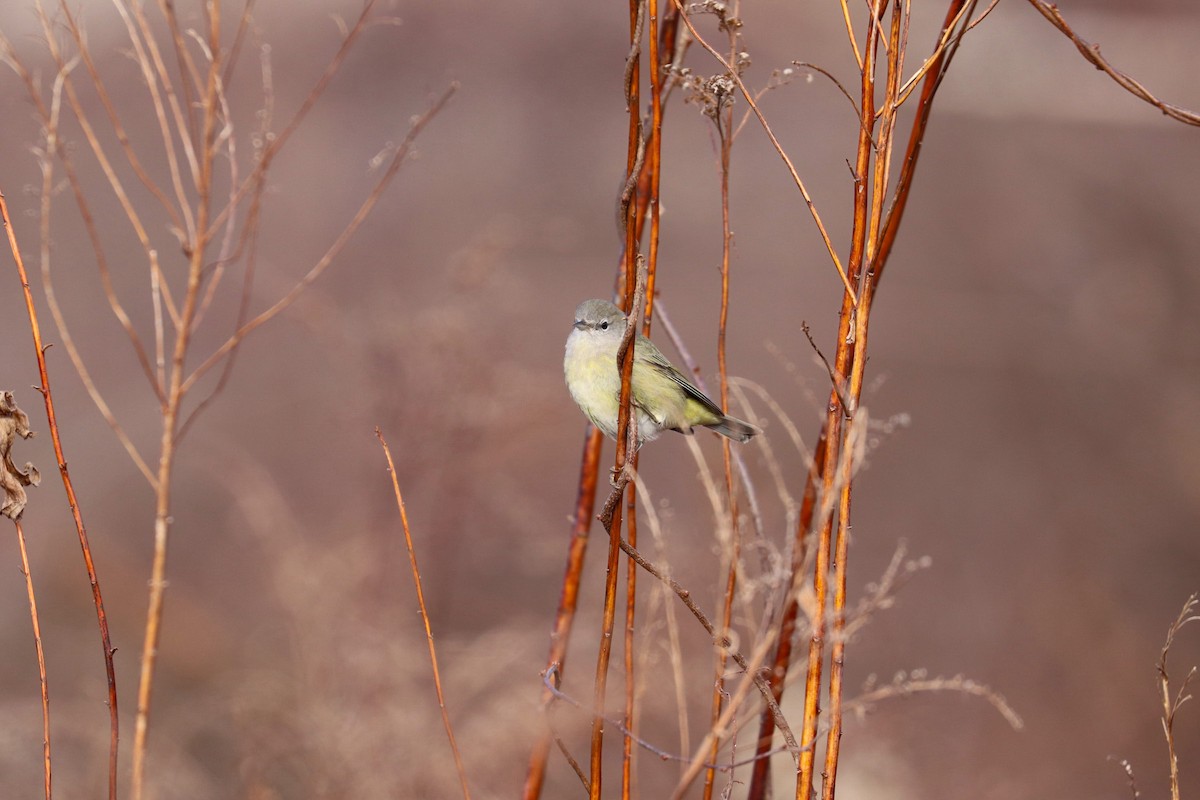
[564,299,761,445]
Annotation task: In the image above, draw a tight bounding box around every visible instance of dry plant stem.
[131,9,225,796]
[521,428,603,800]
[182,82,459,395]
[631,472,692,770]
[544,665,764,772]
[845,673,1023,730]
[622,2,668,794]
[1158,594,1198,800]
[376,429,472,799]
[822,5,906,797]
[1025,0,1200,127]
[795,0,890,789]
[611,530,799,756]
[619,5,644,795]
[14,520,51,800]
[33,2,167,397]
[671,629,778,800]
[669,0,854,302]
[57,1,184,235]
[207,0,381,240]
[745,430,826,800]
[10,48,161,485]
[704,35,741,796]
[134,74,457,800]
[757,3,970,791]
[622,467,639,800]
[877,0,970,277]
[525,10,678,795]
[588,248,644,800]
[554,730,591,793]
[1,191,119,800]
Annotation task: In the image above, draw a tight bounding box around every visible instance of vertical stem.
[589,3,644,796]
[745,429,827,800]
[15,520,52,800]
[796,2,884,797]
[377,430,472,798]
[703,45,740,799]
[621,473,639,800]
[2,190,118,800]
[522,429,604,800]
[525,8,677,798]
[623,5,665,795]
[877,0,968,280]
[822,5,903,796]
[132,6,223,797]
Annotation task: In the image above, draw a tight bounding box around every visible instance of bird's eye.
[600,320,609,330]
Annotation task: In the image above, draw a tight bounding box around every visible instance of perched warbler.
[564,299,761,445]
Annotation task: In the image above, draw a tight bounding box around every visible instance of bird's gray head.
[572,299,627,336]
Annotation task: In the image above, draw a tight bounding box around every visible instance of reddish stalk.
[622,476,639,800]
[14,519,51,800]
[1,190,118,800]
[522,428,603,800]
[877,0,971,279]
[745,430,827,800]
[703,12,742,793]
[793,7,882,796]
[376,429,472,799]
[588,266,641,800]
[588,1,646,790]
[621,4,666,797]
[619,4,645,794]
[822,5,906,796]
[524,7,679,796]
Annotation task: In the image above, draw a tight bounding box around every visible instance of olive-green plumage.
[563,299,761,445]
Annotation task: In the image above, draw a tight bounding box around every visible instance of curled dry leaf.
[0,391,40,520]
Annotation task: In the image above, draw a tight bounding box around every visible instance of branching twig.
[608,528,799,759]
[182,82,459,395]
[1026,0,1200,127]
[1157,593,1199,800]
[668,0,855,302]
[1,189,119,800]
[847,672,1024,731]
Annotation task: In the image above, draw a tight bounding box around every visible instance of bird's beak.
[573,320,586,330]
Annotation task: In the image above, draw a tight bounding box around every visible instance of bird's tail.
[706,414,762,443]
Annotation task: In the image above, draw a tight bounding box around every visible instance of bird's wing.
[636,335,725,418]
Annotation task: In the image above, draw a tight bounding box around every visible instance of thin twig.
[207,0,383,243]
[14,519,52,800]
[609,529,799,759]
[376,429,472,799]
[20,52,159,486]
[25,7,168,399]
[1157,594,1199,800]
[589,248,646,799]
[544,665,802,772]
[130,8,227,792]
[181,83,459,395]
[668,0,855,302]
[521,428,604,800]
[704,13,742,792]
[525,9,682,781]
[846,672,1024,731]
[1025,0,1200,127]
[1,189,120,800]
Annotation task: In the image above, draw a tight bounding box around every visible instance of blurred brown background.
[0,0,1198,797]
